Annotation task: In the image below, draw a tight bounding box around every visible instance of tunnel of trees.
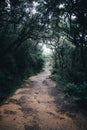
[0,0,87,104]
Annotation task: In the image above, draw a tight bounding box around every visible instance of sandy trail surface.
[0,70,87,130]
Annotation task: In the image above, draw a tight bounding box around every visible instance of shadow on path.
[0,70,87,130]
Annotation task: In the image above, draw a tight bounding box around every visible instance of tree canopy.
[0,0,87,103]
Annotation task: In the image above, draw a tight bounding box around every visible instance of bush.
[50,74,58,81]
[51,68,60,75]
[76,83,87,99]
[50,68,61,81]
[65,83,77,96]
[0,41,45,104]
[64,82,87,100]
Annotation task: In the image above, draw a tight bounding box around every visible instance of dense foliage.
[0,0,45,103]
[46,0,87,101]
[0,0,87,103]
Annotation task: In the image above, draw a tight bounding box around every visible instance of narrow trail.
[0,70,87,130]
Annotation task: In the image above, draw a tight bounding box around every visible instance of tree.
[0,0,45,103]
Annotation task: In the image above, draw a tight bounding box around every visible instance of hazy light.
[32,1,39,14]
[59,4,64,9]
[42,44,51,55]
[5,0,10,11]
[33,1,39,7]
[71,14,76,19]
[32,8,36,14]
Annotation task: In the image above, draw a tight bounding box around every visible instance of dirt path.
[0,70,87,130]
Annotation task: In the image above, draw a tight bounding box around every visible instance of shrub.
[65,83,77,96]
[64,82,87,100]
[76,83,87,99]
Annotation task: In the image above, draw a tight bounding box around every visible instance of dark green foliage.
[0,39,44,103]
[76,83,87,99]
[0,0,45,104]
[0,43,44,104]
[47,0,87,101]
[64,83,77,96]
[50,68,61,81]
[0,0,87,105]
[64,82,87,100]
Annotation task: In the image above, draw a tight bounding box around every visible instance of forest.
[0,0,87,105]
